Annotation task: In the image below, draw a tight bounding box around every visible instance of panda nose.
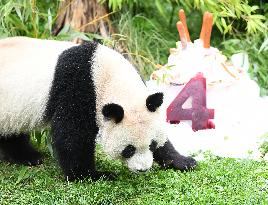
[137,169,148,173]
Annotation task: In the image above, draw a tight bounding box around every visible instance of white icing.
[151,40,244,85]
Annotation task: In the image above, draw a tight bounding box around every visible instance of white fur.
[0,37,76,134]
[126,150,153,172]
[93,44,149,127]
[93,45,168,171]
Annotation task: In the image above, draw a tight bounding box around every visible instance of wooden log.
[53,0,113,43]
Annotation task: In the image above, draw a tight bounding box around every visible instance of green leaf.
[47,8,52,33]
[250,5,259,12]
[221,17,229,34]
[251,14,266,20]
[14,5,23,22]
[155,0,168,21]
[15,167,31,185]
[215,20,223,33]
[259,37,268,53]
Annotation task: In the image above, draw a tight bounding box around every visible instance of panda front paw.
[153,140,197,171]
[6,148,43,166]
[0,134,43,166]
[20,151,43,166]
[165,155,197,171]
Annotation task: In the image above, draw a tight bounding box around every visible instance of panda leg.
[0,133,43,166]
[153,140,197,171]
[51,117,115,182]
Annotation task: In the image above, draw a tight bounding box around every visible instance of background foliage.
[102,0,268,35]
[0,0,267,92]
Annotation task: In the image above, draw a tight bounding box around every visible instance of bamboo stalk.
[178,9,191,42]
[221,63,238,79]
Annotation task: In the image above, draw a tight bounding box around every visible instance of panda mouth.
[136,169,149,173]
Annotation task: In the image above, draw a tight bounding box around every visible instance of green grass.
[0,150,268,205]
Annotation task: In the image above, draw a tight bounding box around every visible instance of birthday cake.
[147,10,268,161]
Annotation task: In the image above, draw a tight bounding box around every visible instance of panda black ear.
[92,38,103,44]
[146,92,164,112]
[102,103,124,123]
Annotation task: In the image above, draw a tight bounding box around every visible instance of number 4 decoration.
[166,72,215,131]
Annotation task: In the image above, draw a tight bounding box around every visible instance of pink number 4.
[166,73,215,131]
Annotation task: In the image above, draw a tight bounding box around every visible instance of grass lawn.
[0,149,267,205]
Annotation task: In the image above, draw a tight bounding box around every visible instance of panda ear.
[146,92,164,112]
[102,103,124,123]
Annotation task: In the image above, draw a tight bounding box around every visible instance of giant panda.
[0,37,196,181]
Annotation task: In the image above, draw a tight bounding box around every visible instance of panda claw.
[18,153,43,166]
[3,150,43,167]
[171,156,197,171]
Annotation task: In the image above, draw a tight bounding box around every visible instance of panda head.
[99,92,167,173]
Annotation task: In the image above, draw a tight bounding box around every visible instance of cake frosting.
[151,39,245,86]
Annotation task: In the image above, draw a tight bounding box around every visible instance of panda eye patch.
[121,145,136,159]
[146,92,164,112]
[149,140,158,152]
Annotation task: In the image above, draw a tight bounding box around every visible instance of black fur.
[146,92,164,112]
[0,134,42,166]
[45,42,114,181]
[121,145,136,159]
[153,140,197,171]
[102,103,124,123]
[149,140,158,152]
[92,38,103,44]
